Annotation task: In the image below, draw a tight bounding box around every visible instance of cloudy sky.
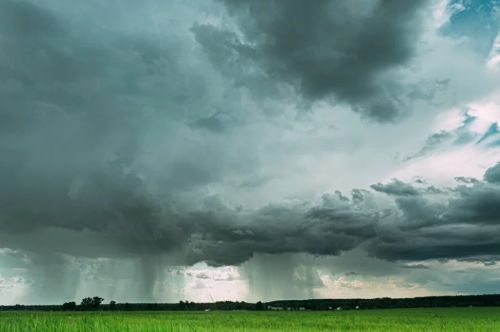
[1,0,500,305]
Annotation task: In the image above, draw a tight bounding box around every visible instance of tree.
[62,302,77,311]
[109,300,117,310]
[81,297,93,307]
[80,296,104,309]
[91,296,104,307]
[255,301,264,310]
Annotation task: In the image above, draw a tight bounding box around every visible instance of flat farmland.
[1,307,500,331]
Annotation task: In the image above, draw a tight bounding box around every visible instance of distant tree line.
[2,294,500,311]
[265,294,500,310]
[61,296,104,311]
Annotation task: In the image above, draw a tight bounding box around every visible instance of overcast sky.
[1,0,500,305]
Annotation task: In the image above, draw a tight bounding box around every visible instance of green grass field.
[1,308,500,331]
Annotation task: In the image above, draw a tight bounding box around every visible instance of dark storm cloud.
[161,165,500,266]
[0,0,216,137]
[4,137,500,267]
[368,164,500,261]
[484,162,500,183]
[1,185,378,267]
[193,0,430,121]
[0,160,186,258]
[0,0,217,259]
[176,161,500,265]
[169,164,500,266]
[2,0,500,274]
[181,192,379,266]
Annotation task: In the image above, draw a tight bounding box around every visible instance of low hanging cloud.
[180,191,380,266]
[185,163,500,265]
[369,163,500,261]
[3,154,500,266]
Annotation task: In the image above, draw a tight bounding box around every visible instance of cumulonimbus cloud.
[1,0,500,270]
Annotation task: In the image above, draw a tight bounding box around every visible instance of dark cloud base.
[3,160,500,266]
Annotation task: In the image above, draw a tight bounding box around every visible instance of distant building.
[267,306,284,311]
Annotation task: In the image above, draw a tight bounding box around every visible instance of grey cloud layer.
[369,164,500,261]
[3,158,500,266]
[1,0,500,271]
[187,164,500,265]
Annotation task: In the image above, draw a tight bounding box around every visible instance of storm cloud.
[193,0,431,121]
[3,157,500,267]
[190,163,500,265]
[369,163,500,261]
[1,0,500,304]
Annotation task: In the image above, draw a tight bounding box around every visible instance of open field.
[1,308,500,332]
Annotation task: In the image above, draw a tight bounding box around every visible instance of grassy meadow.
[1,307,500,331]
